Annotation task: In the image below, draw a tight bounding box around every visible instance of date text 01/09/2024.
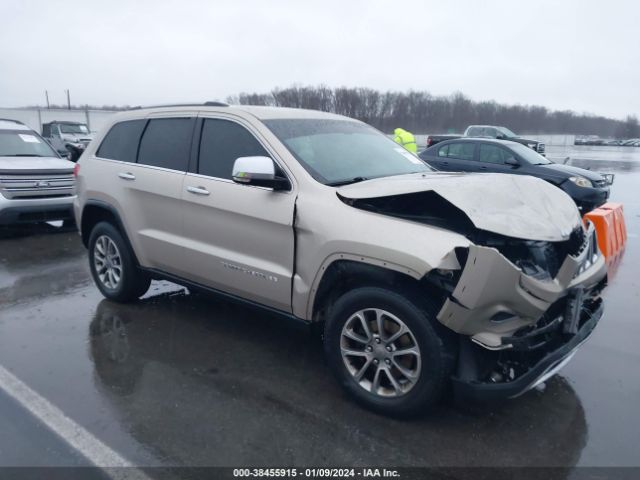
[232,468,400,478]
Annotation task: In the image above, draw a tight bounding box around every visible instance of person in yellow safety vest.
[394,128,417,153]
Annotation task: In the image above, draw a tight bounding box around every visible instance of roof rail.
[0,118,25,125]
[130,101,229,110]
[42,120,86,125]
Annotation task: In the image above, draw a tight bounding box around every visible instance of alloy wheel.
[93,235,123,289]
[340,308,422,397]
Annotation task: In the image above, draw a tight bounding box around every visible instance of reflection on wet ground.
[0,161,638,469]
[546,145,640,172]
[547,145,640,165]
[87,293,589,467]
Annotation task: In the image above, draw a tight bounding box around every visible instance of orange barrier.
[583,202,627,262]
[600,202,627,247]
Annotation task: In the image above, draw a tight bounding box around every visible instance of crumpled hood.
[0,156,74,174]
[337,172,582,241]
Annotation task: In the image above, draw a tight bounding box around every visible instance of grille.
[592,179,607,188]
[0,173,75,200]
[536,143,546,153]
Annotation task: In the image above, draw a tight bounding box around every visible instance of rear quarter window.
[96,120,147,163]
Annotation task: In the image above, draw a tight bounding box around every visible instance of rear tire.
[88,222,150,302]
[324,287,455,417]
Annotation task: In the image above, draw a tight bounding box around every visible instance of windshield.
[0,130,58,157]
[59,124,89,134]
[264,119,433,185]
[510,142,552,164]
[497,126,517,138]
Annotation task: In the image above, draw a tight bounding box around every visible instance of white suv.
[0,119,76,225]
[75,104,606,416]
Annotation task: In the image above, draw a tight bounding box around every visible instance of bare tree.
[230,84,633,136]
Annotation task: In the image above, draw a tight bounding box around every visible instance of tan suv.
[74,103,607,416]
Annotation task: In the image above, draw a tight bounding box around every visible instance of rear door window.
[198,118,269,179]
[137,118,194,171]
[97,120,147,163]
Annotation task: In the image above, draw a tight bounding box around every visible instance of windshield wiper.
[4,154,46,157]
[327,176,368,187]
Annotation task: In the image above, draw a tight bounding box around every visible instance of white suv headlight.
[569,176,592,188]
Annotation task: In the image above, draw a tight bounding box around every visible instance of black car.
[419,138,610,213]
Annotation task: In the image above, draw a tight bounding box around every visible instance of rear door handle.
[118,172,136,180]
[187,186,210,196]
[479,166,488,170]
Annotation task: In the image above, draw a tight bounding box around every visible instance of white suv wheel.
[93,235,123,289]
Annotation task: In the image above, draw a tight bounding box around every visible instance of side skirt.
[140,267,311,331]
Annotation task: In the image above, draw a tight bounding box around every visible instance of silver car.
[0,119,76,225]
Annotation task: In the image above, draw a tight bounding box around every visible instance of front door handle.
[187,186,210,196]
[118,172,136,180]
[479,166,488,170]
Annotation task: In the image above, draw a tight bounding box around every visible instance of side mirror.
[505,157,519,167]
[232,156,291,191]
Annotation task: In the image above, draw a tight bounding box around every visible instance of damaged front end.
[437,223,607,400]
[336,174,607,400]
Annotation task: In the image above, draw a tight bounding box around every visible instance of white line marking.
[0,364,153,480]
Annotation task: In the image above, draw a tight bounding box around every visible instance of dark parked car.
[419,138,610,213]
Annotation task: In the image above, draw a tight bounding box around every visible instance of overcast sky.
[1,0,638,119]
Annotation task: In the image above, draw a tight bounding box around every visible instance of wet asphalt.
[0,146,638,470]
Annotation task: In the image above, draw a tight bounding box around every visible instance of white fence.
[0,108,118,134]
[521,134,576,146]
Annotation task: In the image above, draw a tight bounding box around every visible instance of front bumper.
[563,183,610,212]
[0,196,75,225]
[437,223,606,348]
[436,222,607,401]
[452,297,603,401]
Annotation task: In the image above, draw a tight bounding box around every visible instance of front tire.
[88,222,150,302]
[324,287,455,417]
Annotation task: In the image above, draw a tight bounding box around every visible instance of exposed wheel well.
[311,260,448,325]
[81,203,142,268]
[81,205,119,247]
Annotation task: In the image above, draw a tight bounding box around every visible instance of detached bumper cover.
[452,299,603,401]
[437,223,606,348]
